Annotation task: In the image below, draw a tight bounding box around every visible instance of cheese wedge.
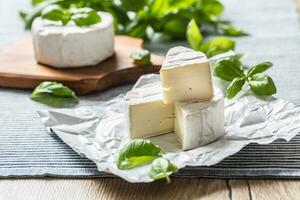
[174,87,224,150]
[160,46,213,104]
[124,74,174,139]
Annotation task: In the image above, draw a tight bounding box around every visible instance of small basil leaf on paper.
[116,139,164,170]
[201,36,235,57]
[130,50,151,65]
[41,5,70,25]
[219,23,247,36]
[186,19,203,50]
[248,73,277,96]
[149,157,177,183]
[247,62,273,77]
[226,77,245,99]
[213,58,244,81]
[30,81,79,107]
[71,8,101,27]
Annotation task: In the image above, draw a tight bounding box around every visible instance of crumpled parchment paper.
[38,80,300,182]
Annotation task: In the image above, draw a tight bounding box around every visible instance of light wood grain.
[0,178,230,200]
[228,180,251,200]
[249,180,300,200]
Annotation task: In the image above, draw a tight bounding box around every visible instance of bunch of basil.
[21,0,245,40]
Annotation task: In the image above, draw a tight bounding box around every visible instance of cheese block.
[174,87,224,150]
[160,46,213,104]
[32,12,114,68]
[124,74,174,139]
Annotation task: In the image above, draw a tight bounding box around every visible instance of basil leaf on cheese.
[149,157,177,183]
[41,5,70,25]
[130,50,151,65]
[30,81,79,107]
[41,6,101,27]
[71,8,101,27]
[116,139,164,170]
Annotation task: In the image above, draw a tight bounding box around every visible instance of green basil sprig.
[130,50,151,65]
[30,81,79,107]
[116,139,164,170]
[41,6,101,26]
[21,0,245,42]
[149,157,178,183]
[186,19,236,57]
[214,57,277,99]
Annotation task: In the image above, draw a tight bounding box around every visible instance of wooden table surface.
[1,1,300,200]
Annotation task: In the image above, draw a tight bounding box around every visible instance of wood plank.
[228,180,251,200]
[0,178,230,200]
[248,180,300,200]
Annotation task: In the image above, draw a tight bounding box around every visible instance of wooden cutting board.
[0,36,164,95]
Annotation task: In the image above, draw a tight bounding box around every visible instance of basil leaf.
[32,0,45,7]
[213,58,244,81]
[19,11,28,21]
[117,139,164,170]
[249,73,277,96]
[126,20,148,38]
[186,19,203,50]
[201,0,224,17]
[41,5,70,25]
[71,8,101,27]
[219,23,247,36]
[164,16,189,40]
[149,0,168,18]
[149,157,177,183]
[30,81,79,107]
[121,0,147,12]
[226,77,245,99]
[247,62,273,77]
[201,36,235,57]
[130,50,151,65]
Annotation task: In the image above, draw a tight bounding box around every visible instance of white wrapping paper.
[37,74,300,182]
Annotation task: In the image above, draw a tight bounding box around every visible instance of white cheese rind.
[124,74,174,139]
[174,87,224,150]
[32,12,114,68]
[160,46,213,104]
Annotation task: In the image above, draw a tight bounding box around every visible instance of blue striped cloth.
[1,0,300,178]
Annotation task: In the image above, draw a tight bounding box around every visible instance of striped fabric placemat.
[0,0,300,178]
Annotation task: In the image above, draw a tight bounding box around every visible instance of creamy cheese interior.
[160,46,213,104]
[124,74,174,139]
